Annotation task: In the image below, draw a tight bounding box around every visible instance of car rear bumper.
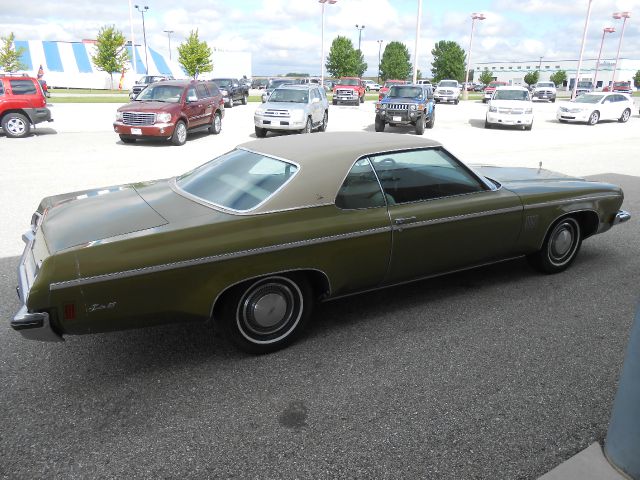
[113,122,176,138]
[12,230,63,342]
[25,107,53,125]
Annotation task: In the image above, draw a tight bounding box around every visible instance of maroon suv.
[0,74,52,138]
[114,79,224,146]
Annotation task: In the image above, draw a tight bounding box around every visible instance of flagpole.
[128,0,137,75]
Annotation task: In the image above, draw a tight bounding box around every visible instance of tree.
[550,70,567,87]
[524,70,540,87]
[0,32,27,72]
[325,36,366,78]
[479,69,493,86]
[633,70,640,89]
[178,30,213,79]
[430,40,465,83]
[91,26,130,89]
[379,41,412,82]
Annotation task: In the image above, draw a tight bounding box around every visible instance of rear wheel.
[528,217,582,274]
[209,112,222,134]
[332,99,337,105]
[374,117,385,132]
[587,110,600,125]
[170,120,187,146]
[221,274,313,354]
[318,111,328,132]
[619,108,631,123]
[426,110,435,129]
[255,126,267,138]
[228,97,234,108]
[2,112,30,138]
[119,135,136,144]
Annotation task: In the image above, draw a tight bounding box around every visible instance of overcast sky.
[2,0,639,76]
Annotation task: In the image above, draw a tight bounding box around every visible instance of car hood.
[488,100,532,109]
[39,185,169,253]
[118,101,178,113]
[557,101,592,110]
[262,101,307,111]
[472,165,584,185]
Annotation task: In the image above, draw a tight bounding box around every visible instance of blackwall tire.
[527,217,582,274]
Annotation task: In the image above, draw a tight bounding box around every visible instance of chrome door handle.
[394,216,417,225]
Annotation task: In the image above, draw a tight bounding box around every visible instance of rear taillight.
[63,303,76,321]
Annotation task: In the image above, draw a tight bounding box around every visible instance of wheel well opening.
[572,211,600,239]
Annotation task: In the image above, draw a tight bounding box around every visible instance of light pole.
[135,4,149,74]
[611,12,631,86]
[571,0,593,100]
[319,0,337,88]
[355,24,365,51]
[412,0,422,83]
[163,30,174,61]
[538,56,543,70]
[377,40,383,83]
[593,27,615,90]
[463,12,485,100]
[128,0,137,74]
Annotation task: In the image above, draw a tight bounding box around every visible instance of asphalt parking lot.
[1,98,639,479]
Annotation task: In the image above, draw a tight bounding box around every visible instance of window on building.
[526,66,531,69]
[555,65,560,69]
[500,67,504,70]
[517,66,522,69]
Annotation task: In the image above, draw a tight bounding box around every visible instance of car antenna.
[538,161,543,172]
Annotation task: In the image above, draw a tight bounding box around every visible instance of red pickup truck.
[603,81,633,94]
[332,77,366,106]
[378,80,407,101]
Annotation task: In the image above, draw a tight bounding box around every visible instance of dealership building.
[13,39,252,90]
[472,57,640,89]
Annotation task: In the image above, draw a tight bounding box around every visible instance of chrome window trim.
[49,225,393,291]
[171,147,301,215]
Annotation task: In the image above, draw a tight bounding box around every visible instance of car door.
[600,94,619,120]
[369,148,523,284]
[196,83,214,123]
[183,85,205,127]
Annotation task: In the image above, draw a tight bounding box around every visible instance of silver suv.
[254,84,329,138]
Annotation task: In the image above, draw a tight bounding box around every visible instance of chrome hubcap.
[551,229,572,257]
[237,277,303,344]
[548,220,578,265]
[177,124,187,142]
[7,118,26,135]
[214,116,221,131]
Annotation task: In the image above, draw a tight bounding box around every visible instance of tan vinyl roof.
[238,132,441,213]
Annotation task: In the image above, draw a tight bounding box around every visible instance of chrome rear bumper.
[11,306,62,342]
[614,210,631,226]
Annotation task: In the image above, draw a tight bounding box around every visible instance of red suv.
[0,74,52,138]
[114,79,225,146]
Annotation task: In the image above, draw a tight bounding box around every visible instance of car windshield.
[136,85,183,103]
[537,83,554,88]
[268,80,291,89]
[488,82,504,88]
[176,149,299,212]
[493,90,529,101]
[269,88,309,103]
[577,82,593,88]
[214,79,232,87]
[338,79,359,86]
[388,86,422,98]
[439,81,458,88]
[574,94,602,104]
[614,82,629,87]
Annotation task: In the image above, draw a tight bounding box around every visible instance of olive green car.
[13,132,630,353]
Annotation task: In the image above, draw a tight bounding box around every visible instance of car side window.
[207,82,220,96]
[9,79,37,95]
[370,148,486,204]
[0,81,4,96]
[187,87,198,102]
[335,158,387,210]
[196,83,209,98]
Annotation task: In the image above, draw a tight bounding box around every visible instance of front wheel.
[221,274,313,354]
[1,112,30,138]
[587,110,600,125]
[374,117,385,132]
[484,118,492,129]
[241,94,248,105]
[170,120,187,146]
[527,217,582,274]
[301,117,312,134]
[619,108,631,123]
[227,97,234,108]
[415,115,425,135]
[255,126,267,138]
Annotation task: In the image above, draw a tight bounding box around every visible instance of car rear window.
[9,79,37,95]
[176,149,299,212]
